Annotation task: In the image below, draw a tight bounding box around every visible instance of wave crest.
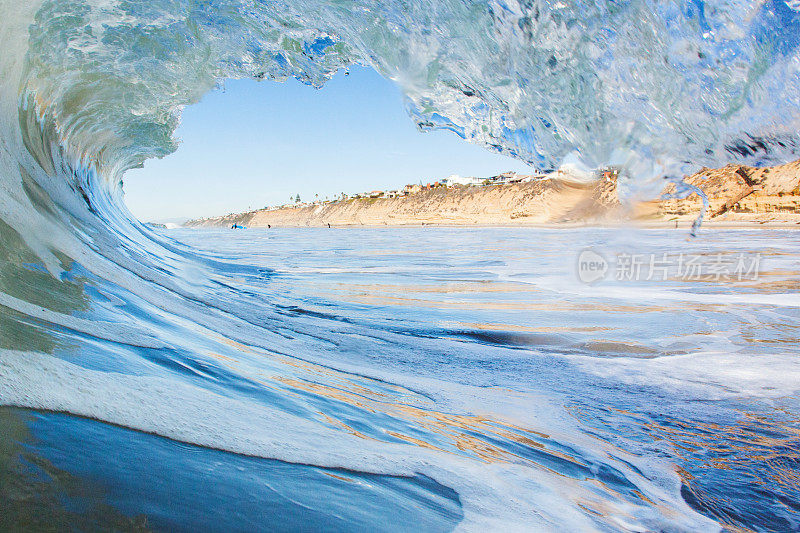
[12,0,800,192]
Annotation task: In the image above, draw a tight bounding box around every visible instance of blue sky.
[124,67,534,222]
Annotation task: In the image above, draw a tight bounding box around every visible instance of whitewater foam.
[0,349,717,531]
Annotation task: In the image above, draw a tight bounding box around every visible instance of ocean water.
[3,226,799,531]
[2,0,800,530]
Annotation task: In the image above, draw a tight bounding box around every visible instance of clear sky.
[123,66,534,222]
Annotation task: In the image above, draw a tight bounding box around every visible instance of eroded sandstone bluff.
[635,159,800,224]
[186,160,800,228]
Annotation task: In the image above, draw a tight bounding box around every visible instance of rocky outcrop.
[635,159,800,223]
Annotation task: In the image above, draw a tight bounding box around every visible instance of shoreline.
[180,219,800,230]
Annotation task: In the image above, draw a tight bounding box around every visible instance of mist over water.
[1,0,800,530]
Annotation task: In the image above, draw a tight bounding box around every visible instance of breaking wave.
[1,0,800,530]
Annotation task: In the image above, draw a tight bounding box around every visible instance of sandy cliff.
[187,177,619,228]
[635,159,800,224]
[186,159,800,228]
